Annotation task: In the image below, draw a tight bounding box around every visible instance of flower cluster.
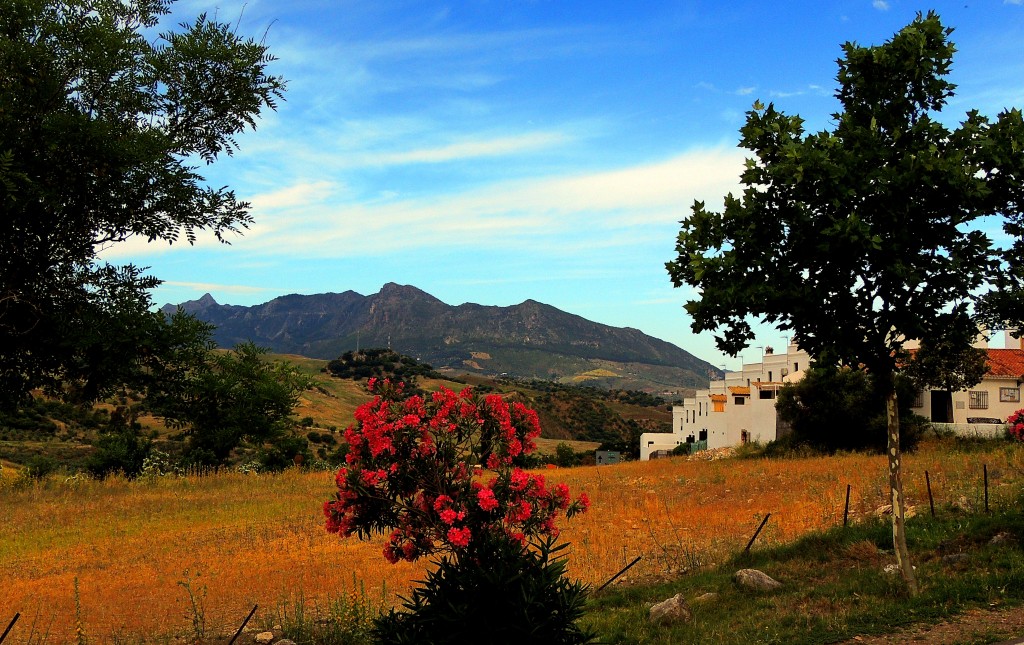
[324,379,589,563]
[1008,409,1024,442]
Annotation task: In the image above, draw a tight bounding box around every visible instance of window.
[713,399,725,412]
[734,396,745,405]
[768,371,773,382]
[759,389,775,400]
[793,362,799,372]
[1000,387,1021,403]
[912,390,924,408]
[969,390,989,409]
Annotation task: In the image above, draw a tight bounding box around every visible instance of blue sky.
[105,0,1024,370]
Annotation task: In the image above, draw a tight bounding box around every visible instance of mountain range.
[162,283,719,394]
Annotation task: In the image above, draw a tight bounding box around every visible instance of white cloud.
[872,0,890,10]
[223,146,747,258]
[163,281,274,294]
[356,132,571,166]
[735,87,756,96]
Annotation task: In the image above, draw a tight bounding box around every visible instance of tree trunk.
[886,389,919,596]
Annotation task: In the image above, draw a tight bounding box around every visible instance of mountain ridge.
[162,283,719,394]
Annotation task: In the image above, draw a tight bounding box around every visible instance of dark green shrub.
[86,420,152,478]
[24,455,58,480]
[373,535,594,645]
[775,366,925,454]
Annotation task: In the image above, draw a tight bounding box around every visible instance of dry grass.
[2,438,1021,642]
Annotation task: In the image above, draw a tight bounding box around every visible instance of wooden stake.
[0,613,19,645]
[984,464,989,513]
[597,556,642,592]
[228,605,258,645]
[843,484,851,528]
[925,470,935,517]
[744,513,771,554]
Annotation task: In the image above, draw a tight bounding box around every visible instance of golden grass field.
[2,439,1021,642]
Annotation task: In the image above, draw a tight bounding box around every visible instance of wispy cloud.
[735,86,756,96]
[163,281,275,294]
[355,132,571,166]
[872,0,890,10]
[221,146,747,258]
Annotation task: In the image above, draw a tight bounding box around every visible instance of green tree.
[0,0,284,409]
[152,342,310,467]
[775,365,924,454]
[666,13,1024,594]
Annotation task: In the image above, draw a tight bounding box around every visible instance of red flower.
[477,487,499,511]
[447,526,472,547]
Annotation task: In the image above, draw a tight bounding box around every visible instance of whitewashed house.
[640,334,1024,460]
[640,342,810,460]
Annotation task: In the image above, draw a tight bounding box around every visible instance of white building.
[641,342,810,460]
[639,334,1024,460]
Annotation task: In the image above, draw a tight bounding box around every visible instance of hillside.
[0,355,671,472]
[161,283,718,396]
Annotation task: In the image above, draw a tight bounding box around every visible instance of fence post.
[744,514,771,554]
[0,613,20,645]
[925,470,935,517]
[843,484,851,528]
[984,464,989,513]
[597,556,643,592]
[228,605,259,645]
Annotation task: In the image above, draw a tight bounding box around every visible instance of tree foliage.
[0,0,284,408]
[325,348,442,385]
[150,342,310,466]
[666,12,1024,595]
[775,366,925,454]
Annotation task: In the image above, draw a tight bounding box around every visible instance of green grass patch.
[583,501,1024,644]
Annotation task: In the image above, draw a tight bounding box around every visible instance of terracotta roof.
[985,349,1024,378]
[709,394,727,402]
[728,386,750,396]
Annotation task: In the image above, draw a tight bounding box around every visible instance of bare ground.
[839,604,1024,644]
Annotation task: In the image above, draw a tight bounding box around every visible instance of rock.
[692,592,719,604]
[990,532,1012,545]
[276,640,297,645]
[254,632,275,644]
[649,593,692,626]
[873,504,917,518]
[883,563,900,575]
[733,569,781,591]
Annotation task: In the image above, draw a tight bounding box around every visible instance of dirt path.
[839,605,1024,644]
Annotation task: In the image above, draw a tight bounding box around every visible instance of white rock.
[649,593,692,626]
[733,568,782,591]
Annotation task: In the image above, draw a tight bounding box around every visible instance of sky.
[103,0,1024,371]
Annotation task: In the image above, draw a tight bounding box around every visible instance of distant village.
[641,333,1024,460]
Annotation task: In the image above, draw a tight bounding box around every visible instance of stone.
[990,531,1012,545]
[649,593,692,626]
[733,569,781,591]
[254,632,275,644]
[692,592,719,604]
[276,640,297,645]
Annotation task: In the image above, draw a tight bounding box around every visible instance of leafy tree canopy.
[326,348,443,385]
[149,341,311,466]
[0,0,284,408]
[666,12,1023,375]
[666,12,1024,596]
